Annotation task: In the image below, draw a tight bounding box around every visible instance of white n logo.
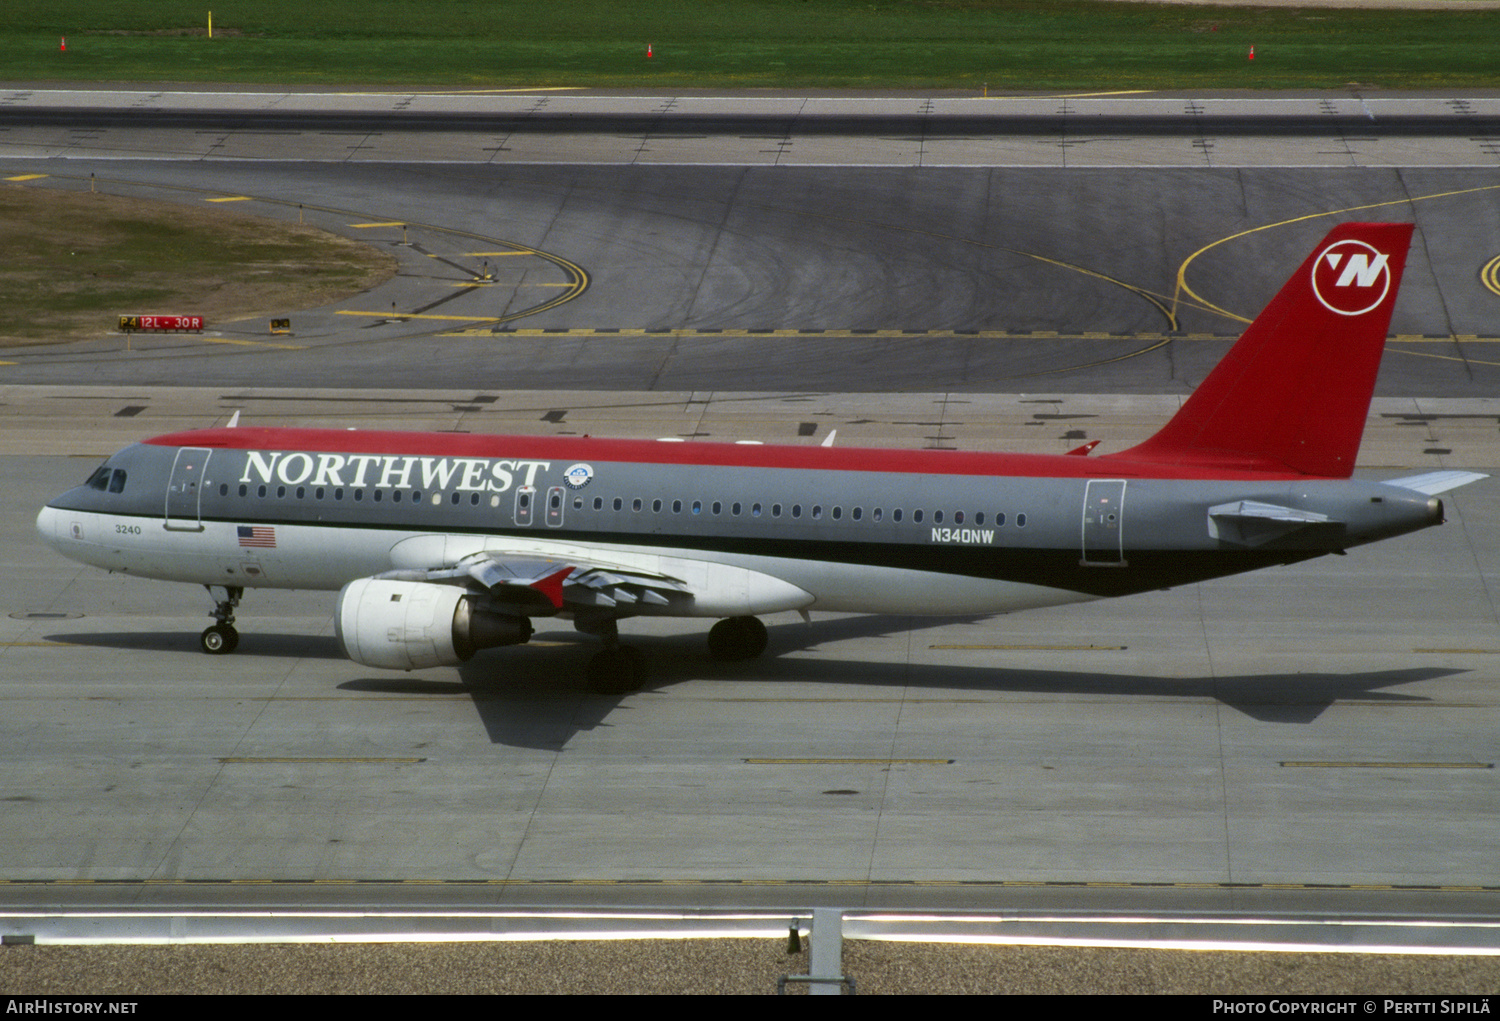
[1324,251,1390,288]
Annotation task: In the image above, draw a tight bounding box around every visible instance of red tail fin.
[1109,222,1413,477]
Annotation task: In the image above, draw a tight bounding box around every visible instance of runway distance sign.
[118,315,204,332]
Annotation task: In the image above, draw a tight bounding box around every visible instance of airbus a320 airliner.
[36,223,1484,693]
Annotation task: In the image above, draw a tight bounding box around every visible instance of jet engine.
[335,577,532,670]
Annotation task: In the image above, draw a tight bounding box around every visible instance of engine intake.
[336,577,532,670]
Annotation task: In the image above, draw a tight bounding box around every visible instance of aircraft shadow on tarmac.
[51,618,1459,749]
[320,615,1462,750]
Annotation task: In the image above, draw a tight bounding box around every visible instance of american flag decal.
[237,525,276,548]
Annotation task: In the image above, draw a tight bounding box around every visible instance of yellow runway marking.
[217,757,427,764]
[206,196,252,203]
[1416,648,1500,654]
[744,758,954,765]
[1482,254,1500,297]
[194,337,306,350]
[1281,761,1492,769]
[464,251,533,257]
[931,643,1125,651]
[347,221,405,228]
[332,87,583,96]
[337,310,499,321]
[5,174,48,181]
[1173,183,1500,325]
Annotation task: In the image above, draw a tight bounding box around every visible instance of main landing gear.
[708,615,768,662]
[580,615,770,695]
[200,585,242,655]
[580,614,647,695]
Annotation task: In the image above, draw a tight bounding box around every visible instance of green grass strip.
[12,1,1500,91]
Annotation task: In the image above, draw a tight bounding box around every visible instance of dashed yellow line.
[0,877,1495,892]
[744,758,954,765]
[347,221,405,228]
[206,196,252,203]
[194,337,306,350]
[1281,761,1492,769]
[5,174,48,181]
[217,757,426,764]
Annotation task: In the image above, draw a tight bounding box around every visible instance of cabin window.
[791,505,802,518]
[873,508,882,522]
[594,497,603,511]
[1017,513,1027,527]
[692,501,702,515]
[412,491,422,503]
[574,497,583,510]
[354,490,364,502]
[995,512,1005,526]
[812,506,823,520]
[239,484,248,497]
[219,483,228,497]
[752,503,762,517]
[712,502,722,515]
[390,490,400,503]
[974,512,983,525]
[913,509,924,523]
[851,507,861,520]
[316,487,326,500]
[613,498,623,511]
[451,492,461,505]
[933,510,943,524]
[893,509,902,522]
[954,511,964,524]
[296,486,306,500]
[731,502,741,516]
[772,504,782,517]
[471,493,481,506]
[276,486,287,499]
[633,498,643,512]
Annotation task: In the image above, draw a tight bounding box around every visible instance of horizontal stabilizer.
[1383,470,1488,496]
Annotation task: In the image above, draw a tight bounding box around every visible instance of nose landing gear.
[200,585,243,655]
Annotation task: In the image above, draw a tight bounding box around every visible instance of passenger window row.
[216,482,1029,528]
[578,495,1028,528]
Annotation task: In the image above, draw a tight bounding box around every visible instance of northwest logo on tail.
[1311,239,1393,316]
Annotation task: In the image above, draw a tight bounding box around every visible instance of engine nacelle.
[335,578,532,670]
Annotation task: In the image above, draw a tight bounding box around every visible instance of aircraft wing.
[376,551,692,613]
[1383,470,1489,496]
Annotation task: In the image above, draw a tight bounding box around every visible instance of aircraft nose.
[35,504,65,552]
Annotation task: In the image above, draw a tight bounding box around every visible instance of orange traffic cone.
[647,43,653,59]
[1248,45,1255,61]
[60,36,67,52]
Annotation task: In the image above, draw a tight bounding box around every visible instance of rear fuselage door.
[165,447,212,531]
[1081,479,1127,566]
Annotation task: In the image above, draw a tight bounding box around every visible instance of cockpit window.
[86,466,127,494]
